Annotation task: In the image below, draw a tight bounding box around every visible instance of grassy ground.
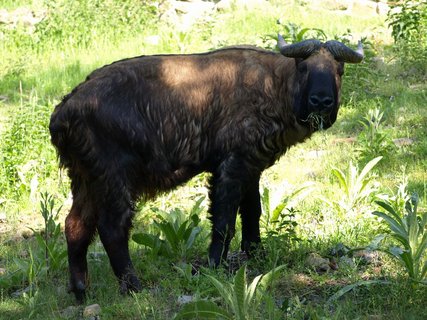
[0,0,426,319]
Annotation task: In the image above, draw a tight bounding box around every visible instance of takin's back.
[49,47,300,190]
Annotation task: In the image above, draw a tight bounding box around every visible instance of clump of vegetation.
[175,265,284,320]
[356,108,395,165]
[372,185,427,284]
[132,197,205,262]
[0,94,57,201]
[387,0,427,65]
[34,0,157,49]
[0,192,65,293]
[326,156,382,217]
[0,1,426,318]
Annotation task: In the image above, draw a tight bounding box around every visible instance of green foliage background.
[0,0,426,319]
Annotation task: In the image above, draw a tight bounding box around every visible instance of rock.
[60,306,79,319]
[20,228,34,239]
[145,35,160,46]
[83,304,101,318]
[339,256,356,269]
[0,212,6,222]
[306,253,330,273]
[332,137,357,145]
[89,252,106,261]
[11,285,34,298]
[353,250,380,265]
[177,295,195,305]
[305,150,328,159]
[393,138,415,147]
[0,7,45,31]
[329,243,350,257]
[216,0,269,11]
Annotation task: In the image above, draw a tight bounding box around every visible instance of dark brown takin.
[49,35,363,302]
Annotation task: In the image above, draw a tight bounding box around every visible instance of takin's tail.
[49,95,73,168]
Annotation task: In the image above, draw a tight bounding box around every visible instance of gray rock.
[339,256,356,269]
[306,253,330,273]
[177,295,195,305]
[83,304,101,318]
[60,306,79,319]
[353,250,380,265]
[393,138,415,147]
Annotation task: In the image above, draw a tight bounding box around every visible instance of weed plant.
[372,185,427,283]
[0,92,58,202]
[175,265,285,320]
[357,108,396,165]
[387,0,427,65]
[0,1,426,319]
[132,197,205,262]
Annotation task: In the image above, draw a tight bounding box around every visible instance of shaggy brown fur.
[50,42,359,302]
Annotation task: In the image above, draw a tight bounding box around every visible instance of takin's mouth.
[301,113,330,131]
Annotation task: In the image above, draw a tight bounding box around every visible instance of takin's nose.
[308,94,335,112]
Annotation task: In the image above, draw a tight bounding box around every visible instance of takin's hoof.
[242,241,265,260]
[68,280,86,304]
[119,274,142,295]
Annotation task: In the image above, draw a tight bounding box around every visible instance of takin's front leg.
[239,177,263,256]
[97,200,142,295]
[208,156,256,267]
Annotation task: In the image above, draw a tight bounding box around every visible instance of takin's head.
[278,35,363,131]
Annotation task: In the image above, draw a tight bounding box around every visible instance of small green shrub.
[327,157,382,216]
[387,1,427,45]
[260,185,313,248]
[175,265,285,320]
[34,0,158,49]
[371,186,427,283]
[356,108,395,165]
[0,93,57,200]
[31,192,67,273]
[0,193,66,292]
[259,23,328,50]
[387,0,427,64]
[133,197,205,261]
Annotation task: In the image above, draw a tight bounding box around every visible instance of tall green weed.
[387,0,427,67]
[0,92,57,200]
[34,0,157,50]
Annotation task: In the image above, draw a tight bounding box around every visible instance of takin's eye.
[296,61,308,74]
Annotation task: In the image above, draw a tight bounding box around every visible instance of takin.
[49,36,363,301]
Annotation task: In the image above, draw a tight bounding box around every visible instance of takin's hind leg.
[65,202,97,303]
[97,198,142,295]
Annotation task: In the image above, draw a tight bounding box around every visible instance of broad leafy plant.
[260,184,313,246]
[357,108,395,165]
[326,156,382,216]
[371,187,427,283]
[387,1,427,44]
[133,197,205,261]
[175,264,285,320]
[260,185,312,233]
[387,0,427,63]
[260,23,327,50]
[277,21,327,43]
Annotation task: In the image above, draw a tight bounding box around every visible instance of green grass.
[0,0,426,319]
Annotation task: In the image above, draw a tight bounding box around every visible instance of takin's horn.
[325,40,364,63]
[277,34,322,59]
